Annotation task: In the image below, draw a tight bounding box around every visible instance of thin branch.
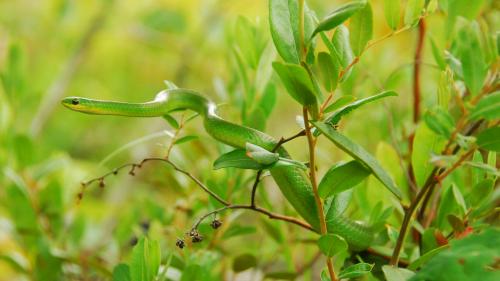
[165,112,187,158]
[80,157,229,207]
[250,130,306,207]
[303,107,337,281]
[366,248,409,267]
[30,0,114,136]
[413,19,426,123]
[390,147,476,265]
[191,204,314,233]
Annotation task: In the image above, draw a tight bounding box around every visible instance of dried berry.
[176,239,185,249]
[191,233,203,243]
[211,219,222,229]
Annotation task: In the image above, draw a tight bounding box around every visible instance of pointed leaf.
[339,263,374,279]
[349,2,373,56]
[318,160,371,198]
[269,0,316,64]
[325,90,398,127]
[317,234,348,257]
[214,149,267,170]
[272,62,319,118]
[469,91,500,121]
[404,0,425,26]
[476,127,500,152]
[382,265,415,281]
[317,52,339,92]
[174,135,198,145]
[313,122,402,198]
[412,123,446,187]
[323,95,355,113]
[423,107,455,138]
[246,143,280,165]
[457,22,487,96]
[269,0,299,64]
[311,1,367,37]
[113,264,131,281]
[384,0,400,30]
[232,254,257,272]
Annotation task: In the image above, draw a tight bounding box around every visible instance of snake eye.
[71,99,79,105]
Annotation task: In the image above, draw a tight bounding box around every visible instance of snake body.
[62,89,373,250]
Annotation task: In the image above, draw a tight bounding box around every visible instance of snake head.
[61,97,103,114]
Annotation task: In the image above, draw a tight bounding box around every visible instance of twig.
[190,204,314,232]
[80,155,314,233]
[165,113,187,158]
[413,19,426,123]
[366,248,409,267]
[250,130,306,207]
[303,107,337,281]
[29,0,114,136]
[390,147,476,265]
[80,157,229,207]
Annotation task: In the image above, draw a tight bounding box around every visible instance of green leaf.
[476,127,500,152]
[162,114,179,129]
[318,160,371,198]
[325,90,398,127]
[317,52,339,92]
[174,135,198,145]
[313,122,402,199]
[437,69,453,110]
[423,107,455,138]
[234,16,261,68]
[384,0,400,30]
[5,182,39,236]
[130,237,161,281]
[382,265,415,281]
[338,263,374,279]
[430,37,446,70]
[246,143,279,165]
[467,179,494,207]
[469,91,500,121]
[268,0,316,64]
[349,2,373,56]
[317,234,348,257]
[142,9,186,33]
[410,228,500,281]
[213,149,267,170]
[411,123,446,187]
[436,184,464,229]
[311,1,367,37]
[232,254,257,272]
[323,95,355,113]
[269,0,300,64]
[272,62,319,118]
[265,271,297,280]
[456,22,487,96]
[404,0,425,26]
[113,264,132,281]
[245,107,267,131]
[258,84,277,118]
[321,25,355,81]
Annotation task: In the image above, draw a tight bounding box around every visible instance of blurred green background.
[0,0,496,280]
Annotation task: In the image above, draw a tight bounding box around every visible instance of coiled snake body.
[62,89,373,250]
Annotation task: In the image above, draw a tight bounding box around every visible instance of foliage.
[0,0,498,280]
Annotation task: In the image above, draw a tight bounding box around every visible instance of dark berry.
[176,239,185,249]
[211,219,222,229]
